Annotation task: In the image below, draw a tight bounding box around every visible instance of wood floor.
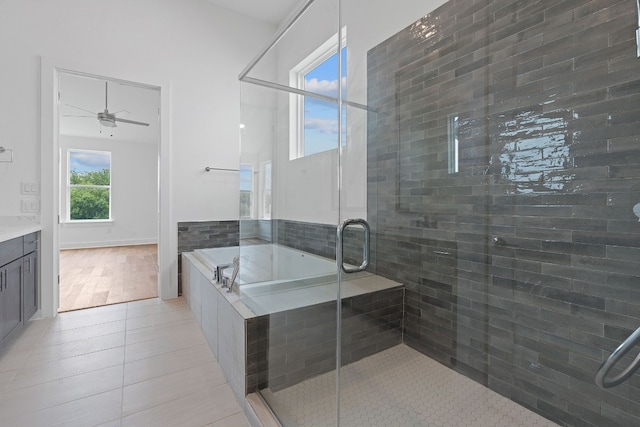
[59,245,158,313]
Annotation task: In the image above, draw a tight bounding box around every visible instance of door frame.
[40,57,176,318]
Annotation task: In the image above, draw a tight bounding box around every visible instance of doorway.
[57,72,161,312]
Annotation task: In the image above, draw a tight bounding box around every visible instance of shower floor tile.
[264,344,558,427]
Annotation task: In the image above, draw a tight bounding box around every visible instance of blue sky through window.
[239,164,252,192]
[303,47,347,156]
[69,151,110,173]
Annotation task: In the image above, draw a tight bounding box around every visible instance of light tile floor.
[265,344,560,427]
[0,297,250,427]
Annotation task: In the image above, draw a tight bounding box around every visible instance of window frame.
[289,29,347,160]
[66,149,112,223]
[239,163,254,219]
[261,161,272,220]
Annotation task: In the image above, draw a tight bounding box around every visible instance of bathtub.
[181,245,403,410]
[194,244,344,315]
[194,244,337,291]
[192,243,397,316]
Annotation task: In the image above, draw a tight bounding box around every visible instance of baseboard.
[59,239,158,250]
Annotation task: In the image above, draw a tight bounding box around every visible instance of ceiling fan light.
[99,118,117,127]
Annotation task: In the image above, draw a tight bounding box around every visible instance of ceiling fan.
[64,81,150,128]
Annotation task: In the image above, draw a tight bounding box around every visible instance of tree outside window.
[68,150,111,221]
[239,164,253,218]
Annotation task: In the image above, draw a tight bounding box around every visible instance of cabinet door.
[2,259,22,342]
[23,253,37,321]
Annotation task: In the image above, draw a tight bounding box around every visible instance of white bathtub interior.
[195,244,336,285]
[193,244,380,316]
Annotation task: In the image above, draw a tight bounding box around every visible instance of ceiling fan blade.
[114,117,150,127]
[62,114,94,118]
[64,104,97,115]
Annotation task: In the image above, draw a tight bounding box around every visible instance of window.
[290,31,347,159]
[239,164,253,218]
[68,149,111,221]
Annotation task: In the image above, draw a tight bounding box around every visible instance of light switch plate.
[21,199,40,213]
[21,182,40,195]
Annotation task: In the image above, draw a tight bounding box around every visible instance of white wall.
[0,0,273,220]
[0,0,275,313]
[59,135,158,249]
[255,0,448,225]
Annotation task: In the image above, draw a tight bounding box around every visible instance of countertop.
[0,225,41,243]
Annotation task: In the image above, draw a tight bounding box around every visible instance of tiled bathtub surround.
[177,221,239,293]
[273,219,367,266]
[183,252,403,399]
[256,286,403,392]
[367,0,640,426]
[273,219,335,259]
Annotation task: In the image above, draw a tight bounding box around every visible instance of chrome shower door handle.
[337,219,370,274]
[595,324,640,389]
[636,0,640,57]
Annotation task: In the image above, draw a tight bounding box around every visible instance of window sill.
[62,220,114,227]
[290,147,339,162]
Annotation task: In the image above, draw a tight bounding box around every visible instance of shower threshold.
[260,344,558,427]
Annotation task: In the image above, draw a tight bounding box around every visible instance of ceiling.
[58,1,297,144]
[206,0,299,26]
[59,73,160,144]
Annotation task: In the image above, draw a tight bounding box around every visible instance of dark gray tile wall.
[367,0,640,426]
[240,219,273,242]
[274,219,366,266]
[177,221,239,293]
[246,316,269,393]
[274,219,336,259]
[252,287,403,392]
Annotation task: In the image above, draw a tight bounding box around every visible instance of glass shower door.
[238,0,348,425]
[240,0,640,426]
[346,0,640,426]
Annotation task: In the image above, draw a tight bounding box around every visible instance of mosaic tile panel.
[267,344,558,427]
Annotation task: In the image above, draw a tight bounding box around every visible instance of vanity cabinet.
[0,231,39,349]
[23,233,38,321]
[1,258,22,343]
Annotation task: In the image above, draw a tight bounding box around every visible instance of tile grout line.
[121,345,216,388]
[120,379,233,423]
[24,332,126,360]
[0,367,127,424]
[0,319,54,397]
[118,299,221,424]
[5,364,125,395]
[119,301,130,426]
[7,318,126,388]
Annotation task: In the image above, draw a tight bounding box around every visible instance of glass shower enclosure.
[237,0,640,425]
